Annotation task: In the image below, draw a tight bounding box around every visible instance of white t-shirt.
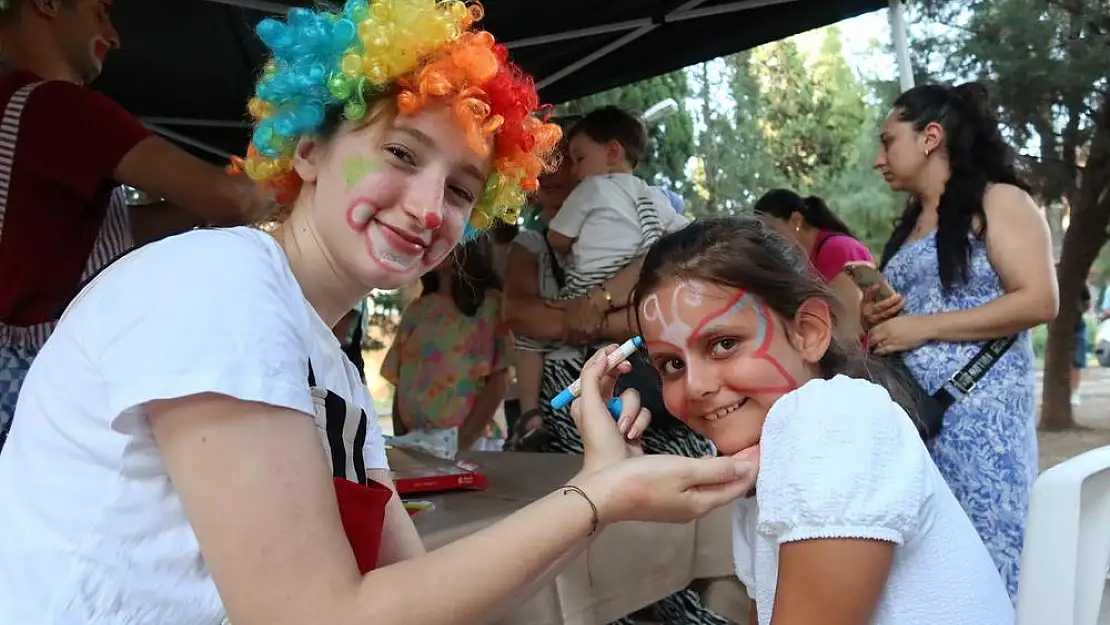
[548,173,687,297]
[733,376,1013,625]
[0,227,388,625]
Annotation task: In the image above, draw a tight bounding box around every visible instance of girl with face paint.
[0,3,760,624]
[632,217,1014,625]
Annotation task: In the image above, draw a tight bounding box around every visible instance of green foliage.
[557,71,697,190]
[685,28,903,245]
[908,0,1108,205]
[364,289,404,350]
[753,35,865,185]
[551,26,903,239]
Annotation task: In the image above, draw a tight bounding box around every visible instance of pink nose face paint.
[344,154,381,190]
[423,210,443,230]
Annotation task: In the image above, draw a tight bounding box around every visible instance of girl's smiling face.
[639,278,832,455]
[294,102,492,291]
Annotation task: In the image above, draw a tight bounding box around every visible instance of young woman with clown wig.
[0,1,758,623]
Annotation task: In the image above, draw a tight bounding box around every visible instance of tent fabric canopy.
[96,0,886,163]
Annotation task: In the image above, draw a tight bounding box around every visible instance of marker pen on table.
[550,336,644,412]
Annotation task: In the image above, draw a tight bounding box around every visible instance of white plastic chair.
[1016,445,1110,625]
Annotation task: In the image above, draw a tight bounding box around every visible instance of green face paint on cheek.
[344,154,381,189]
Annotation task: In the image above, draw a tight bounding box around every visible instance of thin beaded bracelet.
[560,485,599,537]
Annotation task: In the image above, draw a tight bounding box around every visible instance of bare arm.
[368,468,426,564]
[149,393,598,625]
[596,307,635,342]
[593,256,644,309]
[116,135,268,227]
[502,243,567,341]
[561,257,646,342]
[457,369,510,451]
[921,184,1058,341]
[771,539,894,625]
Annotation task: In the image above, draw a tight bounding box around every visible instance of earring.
[795,225,800,233]
[924,147,931,157]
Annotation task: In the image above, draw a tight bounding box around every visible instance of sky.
[686,7,903,129]
[800,8,899,83]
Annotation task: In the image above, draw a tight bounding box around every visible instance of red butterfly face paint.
[640,279,813,455]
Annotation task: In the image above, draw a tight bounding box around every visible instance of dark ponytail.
[754,188,856,238]
[800,195,856,238]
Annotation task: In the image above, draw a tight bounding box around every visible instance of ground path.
[1037,366,1110,469]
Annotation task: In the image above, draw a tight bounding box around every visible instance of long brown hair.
[420,234,502,317]
[633,216,919,416]
[880,82,1030,289]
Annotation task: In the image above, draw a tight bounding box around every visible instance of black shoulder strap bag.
[897,336,1016,440]
[876,243,1017,440]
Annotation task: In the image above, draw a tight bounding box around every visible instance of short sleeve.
[812,234,874,282]
[85,229,313,421]
[22,81,153,200]
[358,391,389,470]
[549,177,609,238]
[755,376,930,546]
[731,499,759,590]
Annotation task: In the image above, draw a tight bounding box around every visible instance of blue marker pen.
[550,336,644,411]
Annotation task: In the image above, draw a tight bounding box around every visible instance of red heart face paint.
[640,279,812,455]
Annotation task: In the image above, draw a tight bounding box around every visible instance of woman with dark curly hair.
[865,82,1058,600]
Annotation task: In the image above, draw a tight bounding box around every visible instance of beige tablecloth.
[398,450,748,624]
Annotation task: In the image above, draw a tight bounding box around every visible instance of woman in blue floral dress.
[864,83,1058,601]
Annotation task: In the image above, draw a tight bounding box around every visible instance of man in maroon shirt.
[0,0,266,451]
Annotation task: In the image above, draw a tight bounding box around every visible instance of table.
[398,450,749,624]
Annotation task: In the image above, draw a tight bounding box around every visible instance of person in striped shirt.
[511,107,686,433]
[0,0,265,452]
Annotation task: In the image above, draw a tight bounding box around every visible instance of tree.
[686,57,768,216]
[816,102,903,253]
[555,27,900,236]
[744,31,866,190]
[1045,92,1110,429]
[910,0,1110,428]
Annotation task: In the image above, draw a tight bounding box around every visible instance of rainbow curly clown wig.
[231,0,561,239]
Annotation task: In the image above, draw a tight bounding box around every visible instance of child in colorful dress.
[383,236,513,453]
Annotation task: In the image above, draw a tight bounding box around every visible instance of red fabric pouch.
[333,477,393,573]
